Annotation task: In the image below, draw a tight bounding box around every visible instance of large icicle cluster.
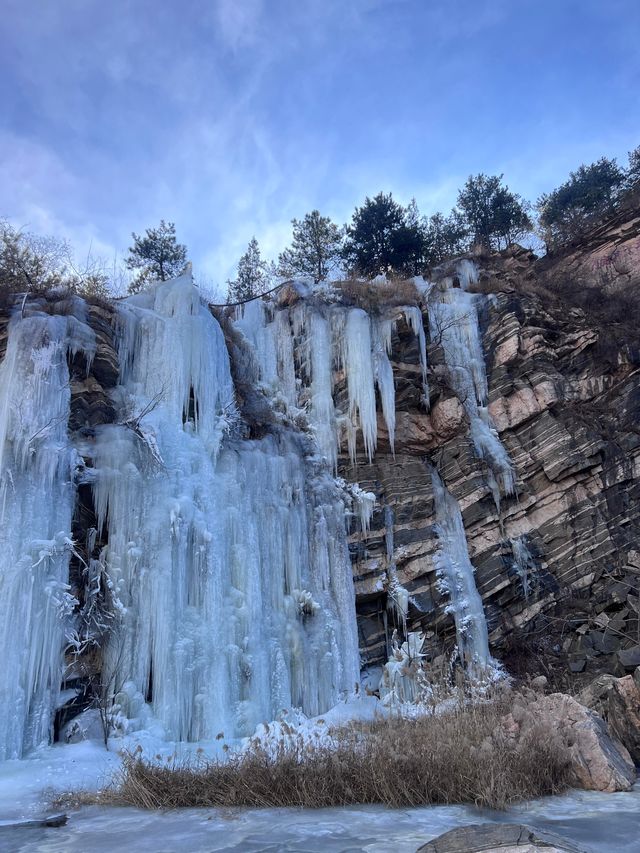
[428,262,515,501]
[430,468,495,676]
[235,292,429,468]
[90,276,359,742]
[0,301,95,760]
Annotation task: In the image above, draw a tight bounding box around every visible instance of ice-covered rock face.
[0,302,95,760]
[428,267,515,503]
[234,295,429,469]
[89,277,359,741]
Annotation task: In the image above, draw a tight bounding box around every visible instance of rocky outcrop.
[538,192,640,296]
[497,692,636,792]
[348,207,640,679]
[579,668,640,763]
[416,823,585,853]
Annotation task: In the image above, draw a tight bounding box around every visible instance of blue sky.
[1,0,638,290]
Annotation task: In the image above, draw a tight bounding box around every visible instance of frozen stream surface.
[0,745,638,852]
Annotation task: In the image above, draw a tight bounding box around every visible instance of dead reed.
[61,693,570,811]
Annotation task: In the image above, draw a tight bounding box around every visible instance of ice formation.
[383,504,409,630]
[510,535,537,599]
[428,262,515,501]
[89,277,359,741]
[0,301,95,760]
[378,630,428,706]
[430,468,495,675]
[235,292,429,467]
[0,264,515,755]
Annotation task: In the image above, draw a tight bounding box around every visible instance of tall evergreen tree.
[626,145,640,191]
[537,158,625,248]
[277,210,343,282]
[457,174,531,251]
[343,192,425,278]
[423,211,469,266]
[227,237,270,303]
[126,220,187,293]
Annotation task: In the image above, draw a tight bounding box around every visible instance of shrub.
[60,692,570,811]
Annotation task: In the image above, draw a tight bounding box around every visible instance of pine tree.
[423,211,469,266]
[537,158,625,249]
[626,145,640,191]
[125,220,187,293]
[457,175,531,251]
[343,192,425,278]
[277,210,343,282]
[227,237,270,303]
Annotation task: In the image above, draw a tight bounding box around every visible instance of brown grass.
[59,693,570,811]
[333,278,422,313]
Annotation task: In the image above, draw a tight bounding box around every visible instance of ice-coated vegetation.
[0,301,95,760]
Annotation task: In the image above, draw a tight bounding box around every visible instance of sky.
[1,0,639,291]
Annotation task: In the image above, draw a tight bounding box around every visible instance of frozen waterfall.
[431,468,496,675]
[428,265,515,501]
[0,302,95,760]
[90,277,359,741]
[235,293,429,467]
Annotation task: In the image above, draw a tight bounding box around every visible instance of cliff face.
[350,217,640,683]
[2,210,638,700]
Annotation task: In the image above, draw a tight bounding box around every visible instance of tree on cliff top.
[277,210,343,282]
[343,192,425,278]
[227,237,271,303]
[537,158,626,249]
[126,220,187,293]
[457,174,532,252]
[626,145,640,191]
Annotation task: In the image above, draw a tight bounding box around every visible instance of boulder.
[500,693,636,792]
[416,823,585,853]
[579,670,640,764]
[618,645,640,671]
[530,675,548,693]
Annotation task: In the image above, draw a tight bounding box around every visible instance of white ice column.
[0,306,95,759]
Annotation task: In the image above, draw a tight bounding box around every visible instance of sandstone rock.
[501,693,635,792]
[349,228,640,672]
[579,672,640,764]
[416,823,585,853]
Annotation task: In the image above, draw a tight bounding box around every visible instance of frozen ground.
[0,785,639,853]
[0,733,638,852]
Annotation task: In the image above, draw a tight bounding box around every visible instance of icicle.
[402,306,429,407]
[510,535,537,599]
[455,258,479,291]
[92,276,359,742]
[379,630,429,706]
[234,298,279,391]
[430,468,497,677]
[428,283,515,500]
[309,311,338,471]
[372,319,396,454]
[0,306,95,759]
[344,308,377,462]
[383,504,409,630]
[233,295,429,467]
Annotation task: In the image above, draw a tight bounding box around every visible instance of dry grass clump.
[64,693,570,812]
[334,278,421,313]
